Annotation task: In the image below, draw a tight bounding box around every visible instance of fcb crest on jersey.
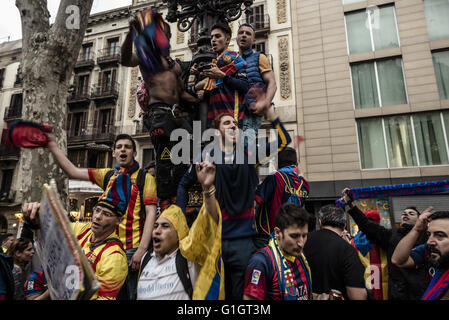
[86,252,97,265]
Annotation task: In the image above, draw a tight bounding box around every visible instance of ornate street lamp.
[163,0,254,69]
[162,0,254,129]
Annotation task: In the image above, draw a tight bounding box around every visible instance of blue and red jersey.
[255,167,309,235]
[24,268,47,298]
[244,246,311,300]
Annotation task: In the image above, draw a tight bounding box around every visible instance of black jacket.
[0,253,15,300]
[347,206,428,300]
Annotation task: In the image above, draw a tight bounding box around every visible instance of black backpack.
[138,249,193,299]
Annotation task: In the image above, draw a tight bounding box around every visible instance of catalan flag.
[351,232,389,300]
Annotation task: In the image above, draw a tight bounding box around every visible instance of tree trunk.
[16,0,94,204]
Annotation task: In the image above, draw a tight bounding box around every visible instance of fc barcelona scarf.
[336,180,449,207]
[131,8,171,76]
[99,161,139,216]
[267,232,312,300]
[422,269,449,300]
[203,50,247,91]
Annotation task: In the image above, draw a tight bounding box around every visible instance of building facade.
[0,39,23,234]
[291,0,449,223]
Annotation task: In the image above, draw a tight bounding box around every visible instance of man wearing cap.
[21,198,129,300]
[342,188,429,300]
[137,154,224,300]
[47,133,157,300]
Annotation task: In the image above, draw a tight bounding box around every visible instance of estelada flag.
[5,119,53,148]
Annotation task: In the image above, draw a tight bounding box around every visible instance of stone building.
[0,39,23,234]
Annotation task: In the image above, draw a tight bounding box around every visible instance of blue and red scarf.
[267,232,312,300]
[422,269,449,300]
[204,50,247,91]
[98,161,139,216]
[336,180,449,207]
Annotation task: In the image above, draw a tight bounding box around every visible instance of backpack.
[138,249,193,299]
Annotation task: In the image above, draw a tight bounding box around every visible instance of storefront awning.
[69,180,103,194]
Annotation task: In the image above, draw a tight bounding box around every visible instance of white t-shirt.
[137,249,198,300]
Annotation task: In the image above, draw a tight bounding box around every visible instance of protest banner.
[34,180,100,300]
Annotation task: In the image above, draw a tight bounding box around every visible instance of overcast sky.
[0,0,132,43]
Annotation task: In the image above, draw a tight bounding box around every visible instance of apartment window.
[67,111,87,137]
[351,57,407,109]
[383,115,417,168]
[8,93,23,118]
[100,69,117,92]
[413,112,448,166]
[357,117,388,169]
[0,169,13,199]
[357,111,449,169]
[253,42,266,53]
[345,5,399,54]
[432,50,449,100]
[87,150,107,168]
[68,149,86,168]
[98,109,113,133]
[82,43,93,61]
[246,5,265,29]
[0,68,4,88]
[423,0,449,41]
[107,37,120,56]
[76,74,89,94]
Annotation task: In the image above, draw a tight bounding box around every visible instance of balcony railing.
[75,53,95,69]
[67,85,91,104]
[92,126,116,142]
[67,128,89,144]
[3,106,22,121]
[97,47,121,66]
[67,126,116,144]
[91,81,119,102]
[241,14,270,35]
[133,120,148,136]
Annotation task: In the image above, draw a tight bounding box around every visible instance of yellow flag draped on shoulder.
[179,200,225,300]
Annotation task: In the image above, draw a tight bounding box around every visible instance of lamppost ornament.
[163,0,254,32]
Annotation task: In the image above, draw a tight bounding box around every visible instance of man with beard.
[342,188,429,300]
[392,209,449,300]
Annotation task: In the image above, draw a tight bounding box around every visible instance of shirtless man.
[121,11,201,208]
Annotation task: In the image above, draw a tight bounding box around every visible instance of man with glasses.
[21,195,129,300]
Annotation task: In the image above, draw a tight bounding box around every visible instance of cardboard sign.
[35,180,99,300]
